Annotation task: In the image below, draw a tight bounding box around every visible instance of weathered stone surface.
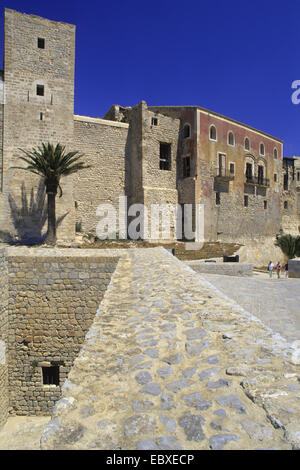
[135,371,152,385]
[178,413,205,441]
[215,395,247,414]
[240,419,273,441]
[209,434,239,450]
[199,367,220,382]
[181,392,212,410]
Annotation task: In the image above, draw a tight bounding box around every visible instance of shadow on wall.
[0,181,68,245]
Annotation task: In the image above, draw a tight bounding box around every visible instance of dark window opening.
[264,200,267,210]
[260,143,265,155]
[42,366,59,385]
[210,125,217,141]
[40,112,43,121]
[183,156,191,178]
[274,173,277,182]
[218,153,226,176]
[159,142,171,171]
[216,192,220,205]
[36,85,44,96]
[228,132,234,146]
[245,163,253,181]
[183,124,190,139]
[284,173,289,191]
[274,148,278,159]
[38,37,45,49]
[284,201,288,209]
[229,163,235,174]
[151,117,158,126]
[297,171,300,182]
[245,138,250,150]
[244,195,249,207]
[258,165,264,184]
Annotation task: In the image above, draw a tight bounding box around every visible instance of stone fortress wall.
[0,247,120,419]
[0,8,299,248]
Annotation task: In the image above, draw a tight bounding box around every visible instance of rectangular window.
[258,165,264,184]
[38,37,45,49]
[284,173,288,190]
[218,153,226,177]
[244,195,248,207]
[159,143,171,171]
[229,163,235,175]
[297,171,300,182]
[245,163,253,181]
[183,156,191,178]
[264,200,267,210]
[42,366,59,386]
[216,192,220,205]
[36,85,44,96]
[151,117,158,126]
[40,112,43,121]
[274,173,277,182]
[284,201,288,209]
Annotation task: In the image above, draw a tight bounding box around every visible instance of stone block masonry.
[288,258,300,278]
[4,248,121,418]
[185,261,253,277]
[0,249,8,429]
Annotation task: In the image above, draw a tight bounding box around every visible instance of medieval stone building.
[0,8,299,245]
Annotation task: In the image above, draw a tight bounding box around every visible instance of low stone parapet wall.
[186,260,253,277]
[288,258,300,278]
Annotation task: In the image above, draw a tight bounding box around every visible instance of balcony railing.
[214,168,234,181]
[245,175,270,187]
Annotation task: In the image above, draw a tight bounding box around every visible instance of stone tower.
[0,9,76,243]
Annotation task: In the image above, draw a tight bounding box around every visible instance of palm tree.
[276,234,298,259]
[14,143,90,245]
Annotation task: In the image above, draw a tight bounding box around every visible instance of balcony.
[214,168,235,182]
[245,175,270,187]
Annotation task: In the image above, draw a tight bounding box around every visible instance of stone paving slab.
[197,273,300,344]
[0,416,50,450]
[40,248,300,450]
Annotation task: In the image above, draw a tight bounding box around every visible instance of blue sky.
[0,0,299,155]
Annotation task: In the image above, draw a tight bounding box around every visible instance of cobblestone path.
[41,248,300,450]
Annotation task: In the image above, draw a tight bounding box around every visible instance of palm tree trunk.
[45,192,56,245]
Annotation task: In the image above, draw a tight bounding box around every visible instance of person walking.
[276,261,282,279]
[268,261,274,278]
[284,262,288,278]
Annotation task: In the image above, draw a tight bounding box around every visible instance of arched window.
[228,131,235,146]
[183,124,190,139]
[260,143,265,156]
[209,125,217,141]
[244,137,250,151]
[274,148,278,159]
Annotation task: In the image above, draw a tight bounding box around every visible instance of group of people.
[268,261,288,278]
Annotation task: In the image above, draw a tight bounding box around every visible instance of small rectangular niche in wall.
[216,192,220,205]
[264,200,268,209]
[40,112,43,121]
[42,366,59,386]
[37,37,45,49]
[244,195,249,207]
[151,117,158,126]
[36,85,44,96]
